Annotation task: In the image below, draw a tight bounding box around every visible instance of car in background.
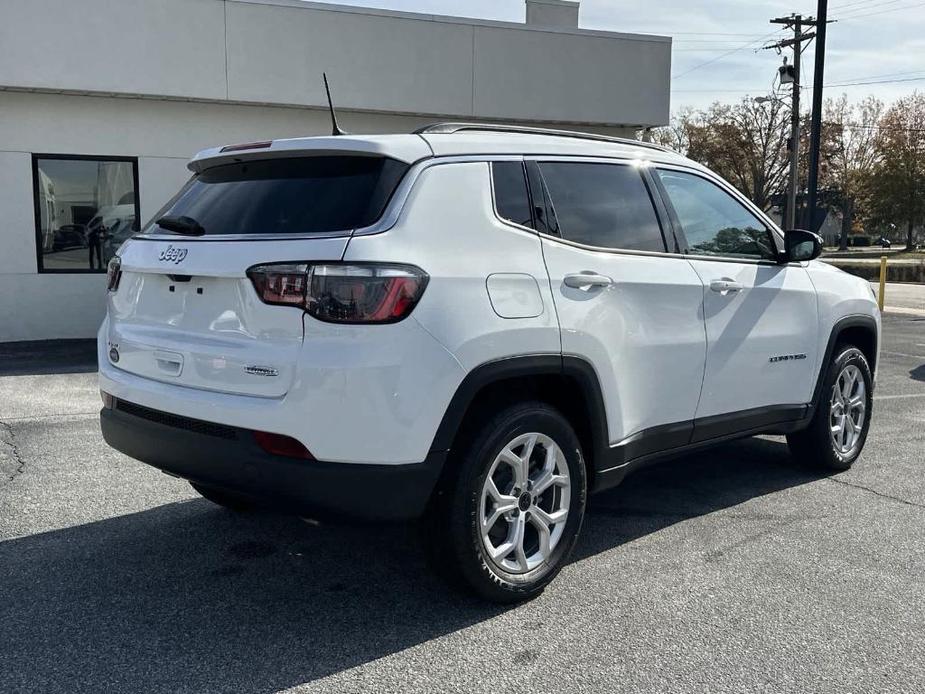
[51,224,87,251]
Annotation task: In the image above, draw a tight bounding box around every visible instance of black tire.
[190,482,257,512]
[788,345,873,471]
[430,401,587,603]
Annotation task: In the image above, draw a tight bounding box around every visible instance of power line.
[830,0,879,9]
[672,29,785,79]
[674,74,925,92]
[834,0,906,16]
[835,0,925,20]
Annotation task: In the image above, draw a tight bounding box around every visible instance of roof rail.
[413,122,674,154]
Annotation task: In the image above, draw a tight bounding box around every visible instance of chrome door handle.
[564,272,613,289]
[709,279,743,293]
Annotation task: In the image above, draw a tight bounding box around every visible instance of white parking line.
[874,393,925,400]
[881,350,925,360]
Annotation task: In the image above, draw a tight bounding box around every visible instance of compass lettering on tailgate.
[158,245,188,264]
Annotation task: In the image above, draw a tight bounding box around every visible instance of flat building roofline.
[228,0,671,43]
[0,86,662,130]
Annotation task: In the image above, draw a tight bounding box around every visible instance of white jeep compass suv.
[99,123,880,602]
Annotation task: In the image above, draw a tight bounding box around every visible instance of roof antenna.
[323,72,347,136]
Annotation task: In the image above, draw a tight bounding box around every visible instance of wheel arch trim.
[809,314,879,417]
[428,354,610,471]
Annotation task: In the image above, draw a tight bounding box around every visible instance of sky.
[302,0,925,114]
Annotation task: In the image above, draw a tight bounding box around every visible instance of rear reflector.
[253,431,314,459]
[219,140,272,153]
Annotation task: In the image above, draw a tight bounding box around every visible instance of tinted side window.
[538,162,665,252]
[492,162,533,228]
[655,170,776,260]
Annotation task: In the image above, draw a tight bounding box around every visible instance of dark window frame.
[649,165,785,263]
[32,153,141,274]
[531,159,670,254]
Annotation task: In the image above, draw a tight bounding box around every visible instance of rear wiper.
[156,215,205,236]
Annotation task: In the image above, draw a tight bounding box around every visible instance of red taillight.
[246,263,428,324]
[253,431,314,459]
[106,256,122,292]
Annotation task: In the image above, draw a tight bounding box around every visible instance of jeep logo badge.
[158,245,188,264]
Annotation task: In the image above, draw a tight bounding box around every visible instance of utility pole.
[805,0,828,231]
[787,19,801,230]
[767,15,814,230]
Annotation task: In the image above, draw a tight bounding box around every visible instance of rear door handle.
[709,279,743,293]
[564,272,613,289]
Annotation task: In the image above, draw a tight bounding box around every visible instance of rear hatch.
[106,153,411,397]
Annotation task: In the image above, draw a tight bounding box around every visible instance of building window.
[32,154,140,273]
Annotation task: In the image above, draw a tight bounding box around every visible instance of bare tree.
[648,107,694,154]
[821,94,884,248]
[682,97,790,210]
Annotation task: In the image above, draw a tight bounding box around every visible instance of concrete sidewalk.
[871,281,925,315]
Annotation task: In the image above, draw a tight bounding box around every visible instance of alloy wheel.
[829,364,866,456]
[478,432,571,574]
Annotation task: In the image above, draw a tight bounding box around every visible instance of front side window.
[33,155,139,272]
[655,169,777,260]
[537,162,666,252]
[491,161,533,229]
[147,156,408,237]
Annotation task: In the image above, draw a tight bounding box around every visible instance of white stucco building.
[0,0,671,342]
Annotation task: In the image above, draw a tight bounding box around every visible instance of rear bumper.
[100,400,445,521]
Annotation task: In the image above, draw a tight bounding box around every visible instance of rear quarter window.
[491,161,533,229]
[147,156,408,236]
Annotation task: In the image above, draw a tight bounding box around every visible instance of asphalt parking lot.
[1,313,924,694]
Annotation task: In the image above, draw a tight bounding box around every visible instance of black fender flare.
[807,314,879,419]
[428,354,610,471]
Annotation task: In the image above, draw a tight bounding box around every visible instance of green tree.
[867,92,925,249]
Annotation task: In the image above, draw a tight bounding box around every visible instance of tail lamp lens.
[247,263,428,324]
[106,256,122,292]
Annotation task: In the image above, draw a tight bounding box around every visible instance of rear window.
[147,156,409,236]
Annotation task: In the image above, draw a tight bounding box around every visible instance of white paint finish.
[107,269,304,398]
[486,273,545,318]
[473,25,671,126]
[99,313,466,464]
[0,0,227,100]
[541,239,706,443]
[0,151,36,275]
[189,135,433,172]
[808,260,882,376]
[225,1,475,117]
[687,259,819,417]
[526,0,580,28]
[343,161,560,371]
[116,235,348,277]
[0,274,107,342]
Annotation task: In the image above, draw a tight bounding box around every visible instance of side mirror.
[784,229,823,262]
